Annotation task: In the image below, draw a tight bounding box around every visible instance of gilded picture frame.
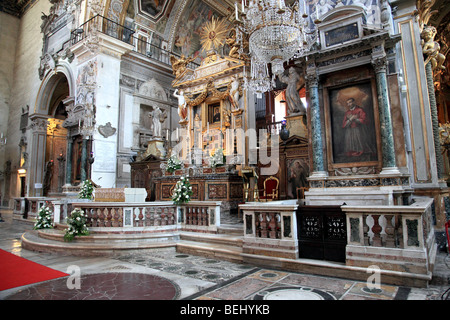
[323,78,382,171]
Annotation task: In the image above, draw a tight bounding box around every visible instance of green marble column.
[425,62,444,180]
[308,74,326,173]
[65,137,73,185]
[372,57,397,170]
[80,138,88,182]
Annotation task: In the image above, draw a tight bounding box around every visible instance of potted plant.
[167,155,182,174]
[172,176,193,205]
[209,148,225,168]
[33,205,53,230]
[64,208,90,242]
[78,179,94,200]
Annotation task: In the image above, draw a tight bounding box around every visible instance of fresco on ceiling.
[140,0,167,17]
[172,0,223,61]
[155,0,176,34]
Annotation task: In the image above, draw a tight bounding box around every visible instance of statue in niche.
[421,25,446,72]
[173,89,188,122]
[278,67,306,115]
[148,107,167,138]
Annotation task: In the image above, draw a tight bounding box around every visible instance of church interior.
[0,0,450,298]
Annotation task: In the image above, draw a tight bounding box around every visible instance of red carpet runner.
[0,249,68,291]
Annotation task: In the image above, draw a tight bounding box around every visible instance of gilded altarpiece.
[153,50,251,214]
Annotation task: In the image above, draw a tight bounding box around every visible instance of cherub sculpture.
[421,25,446,72]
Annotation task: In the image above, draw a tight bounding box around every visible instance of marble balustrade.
[342,197,437,275]
[52,200,221,234]
[240,200,299,259]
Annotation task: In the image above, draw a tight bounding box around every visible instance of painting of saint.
[287,159,309,199]
[329,83,378,164]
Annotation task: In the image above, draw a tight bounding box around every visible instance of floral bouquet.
[167,155,182,173]
[209,148,225,168]
[78,179,94,200]
[172,176,193,205]
[33,205,53,230]
[64,208,90,242]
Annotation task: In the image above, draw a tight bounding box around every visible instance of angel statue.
[229,76,241,110]
[173,89,188,122]
[421,25,446,73]
[278,67,306,115]
[170,54,195,79]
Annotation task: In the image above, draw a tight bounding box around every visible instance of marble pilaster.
[425,62,444,180]
[80,138,88,182]
[65,137,73,185]
[28,115,49,196]
[307,73,326,177]
[371,53,399,175]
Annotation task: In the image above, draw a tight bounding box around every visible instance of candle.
[235,2,238,20]
[241,0,245,13]
[278,0,282,9]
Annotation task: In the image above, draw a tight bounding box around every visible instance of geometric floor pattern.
[1,209,449,301]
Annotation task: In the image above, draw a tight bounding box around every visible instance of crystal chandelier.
[235,0,311,95]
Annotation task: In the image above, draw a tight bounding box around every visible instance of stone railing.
[13,197,56,218]
[342,197,436,276]
[240,200,299,259]
[177,201,221,233]
[53,200,221,234]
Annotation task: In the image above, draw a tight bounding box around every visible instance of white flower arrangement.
[167,155,182,173]
[209,148,225,168]
[172,176,193,205]
[78,180,94,200]
[33,205,53,230]
[64,208,89,242]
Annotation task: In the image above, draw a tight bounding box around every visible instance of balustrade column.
[371,53,399,174]
[307,72,326,176]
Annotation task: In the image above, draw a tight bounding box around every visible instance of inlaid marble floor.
[1,210,448,301]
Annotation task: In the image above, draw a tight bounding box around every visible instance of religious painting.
[172,0,223,60]
[326,81,379,166]
[139,0,167,18]
[286,158,309,199]
[208,102,221,124]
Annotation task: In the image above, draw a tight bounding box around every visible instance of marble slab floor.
[0,209,449,301]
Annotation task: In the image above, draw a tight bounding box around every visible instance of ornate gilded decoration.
[170,54,195,79]
[200,17,229,52]
[415,0,438,32]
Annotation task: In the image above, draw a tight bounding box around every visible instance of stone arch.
[30,62,74,196]
[34,61,75,115]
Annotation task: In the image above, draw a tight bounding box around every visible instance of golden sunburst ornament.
[200,17,229,52]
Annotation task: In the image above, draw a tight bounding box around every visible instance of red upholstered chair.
[260,176,279,201]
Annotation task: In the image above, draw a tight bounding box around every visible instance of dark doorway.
[297,205,347,263]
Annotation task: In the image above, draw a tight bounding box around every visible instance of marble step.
[217,224,244,235]
[37,228,180,243]
[179,231,243,248]
[21,230,178,256]
[176,240,243,264]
